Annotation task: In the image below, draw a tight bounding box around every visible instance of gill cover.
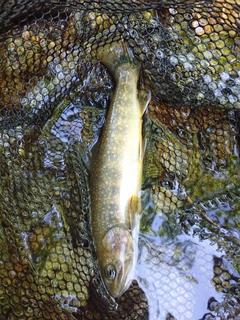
[101,226,135,298]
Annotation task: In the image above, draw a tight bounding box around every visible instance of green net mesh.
[0,0,239,319]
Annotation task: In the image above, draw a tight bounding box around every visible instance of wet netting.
[0,0,240,319]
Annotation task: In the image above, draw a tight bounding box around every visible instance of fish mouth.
[113,279,132,298]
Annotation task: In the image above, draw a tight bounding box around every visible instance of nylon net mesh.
[0,1,239,319]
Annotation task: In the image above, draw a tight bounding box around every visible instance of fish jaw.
[99,226,138,298]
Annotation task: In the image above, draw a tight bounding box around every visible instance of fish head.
[99,226,137,298]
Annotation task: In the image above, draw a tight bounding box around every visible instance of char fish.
[90,41,151,298]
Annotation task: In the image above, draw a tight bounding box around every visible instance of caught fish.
[90,42,151,298]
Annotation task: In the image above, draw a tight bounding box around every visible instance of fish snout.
[103,257,134,298]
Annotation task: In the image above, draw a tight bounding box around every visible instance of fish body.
[90,42,150,298]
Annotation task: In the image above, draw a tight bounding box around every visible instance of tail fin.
[97,41,137,79]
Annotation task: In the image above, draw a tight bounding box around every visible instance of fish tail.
[97,41,138,79]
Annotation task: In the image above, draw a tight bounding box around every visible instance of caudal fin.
[97,41,137,79]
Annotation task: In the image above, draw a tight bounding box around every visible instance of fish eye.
[105,264,116,281]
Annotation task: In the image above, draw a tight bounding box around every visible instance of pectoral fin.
[128,195,141,230]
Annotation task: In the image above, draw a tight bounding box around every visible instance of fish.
[90,41,151,298]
